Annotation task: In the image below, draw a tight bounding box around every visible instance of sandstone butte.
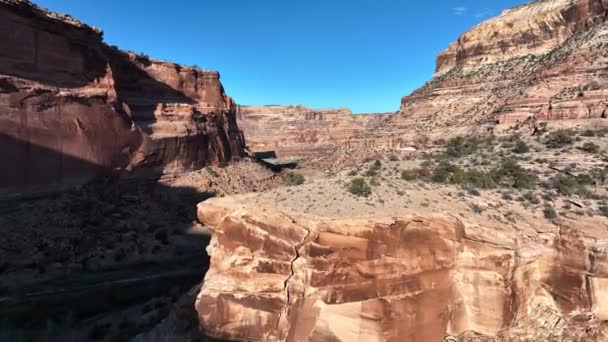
[0,0,245,193]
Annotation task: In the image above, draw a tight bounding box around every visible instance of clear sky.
[36,0,528,113]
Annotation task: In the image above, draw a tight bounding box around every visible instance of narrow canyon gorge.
[1,0,608,341]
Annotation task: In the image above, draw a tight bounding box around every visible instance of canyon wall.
[0,0,245,192]
[237,105,391,157]
[196,196,608,342]
[380,0,608,138]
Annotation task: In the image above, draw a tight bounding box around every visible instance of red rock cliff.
[237,105,388,157]
[196,196,608,342]
[0,0,245,192]
[380,0,608,138]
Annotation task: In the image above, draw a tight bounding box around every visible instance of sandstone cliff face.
[0,0,244,192]
[196,196,608,342]
[383,0,608,138]
[237,105,389,157]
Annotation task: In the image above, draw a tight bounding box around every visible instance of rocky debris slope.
[0,0,245,192]
[237,105,391,157]
[379,0,608,140]
[196,195,608,341]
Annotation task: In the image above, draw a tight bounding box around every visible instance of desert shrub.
[389,155,399,161]
[348,178,371,197]
[523,192,540,204]
[543,206,558,220]
[590,168,608,185]
[470,204,484,214]
[206,166,219,177]
[491,159,537,189]
[578,142,600,154]
[364,168,378,177]
[283,172,304,186]
[544,130,575,148]
[549,175,589,196]
[431,161,462,183]
[370,177,381,186]
[401,169,418,181]
[373,160,382,168]
[512,139,530,154]
[347,170,358,176]
[599,206,608,217]
[445,136,488,158]
[464,170,496,189]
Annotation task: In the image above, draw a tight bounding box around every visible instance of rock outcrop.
[237,105,389,157]
[0,0,245,192]
[381,0,608,138]
[196,196,608,341]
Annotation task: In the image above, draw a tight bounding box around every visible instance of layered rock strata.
[0,0,245,191]
[196,196,608,341]
[380,0,608,139]
[237,105,391,157]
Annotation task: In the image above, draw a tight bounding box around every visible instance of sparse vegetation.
[283,172,305,186]
[544,130,575,149]
[348,178,372,197]
[543,206,558,220]
[578,142,600,154]
[512,139,530,154]
[206,166,219,177]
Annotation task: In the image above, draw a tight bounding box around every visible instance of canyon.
[1,0,608,341]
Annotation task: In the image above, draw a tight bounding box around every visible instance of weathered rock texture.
[237,105,390,157]
[381,0,608,138]
[196,196,608,342]
[0,0,244,192]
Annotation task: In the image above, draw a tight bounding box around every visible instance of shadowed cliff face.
[378,0,608,139]
[195,196,608,342]
[0,0,245,192]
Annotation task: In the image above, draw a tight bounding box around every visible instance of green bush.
[543,206,558,220]
[348,178,371,197]
[206,166,219,177]
[544,130,575,149]
[445,136,487,158]
[283,172,304,186]
[364,168,378,177]
[512,139,530,154]
[491,159,537,189]
[401,169,418,181]
[578,142,600,154]
[549,175,588,196]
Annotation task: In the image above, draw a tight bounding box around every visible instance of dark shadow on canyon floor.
[0,134,218,341]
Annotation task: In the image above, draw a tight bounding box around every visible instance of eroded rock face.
[382,0,608,138]
[0,0,245,191]
[237,105,389,157]
[196,196,608,341]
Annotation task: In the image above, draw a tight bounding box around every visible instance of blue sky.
[36,0,528,113]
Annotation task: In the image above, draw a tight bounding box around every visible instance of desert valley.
[2,0,608,341]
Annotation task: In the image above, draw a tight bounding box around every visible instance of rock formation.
[237,105,390,157]
[0,0,245,192]
[379,0,608,138]
[196,196,608,341]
